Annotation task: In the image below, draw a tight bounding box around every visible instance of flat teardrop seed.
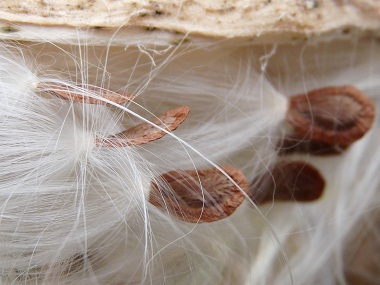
[36,83,134,104]
[250,161,325,204]
[97,106,190,147]
[286,86,375,148]
[149,166,248,223]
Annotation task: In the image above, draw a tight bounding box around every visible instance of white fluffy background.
[0,35,379,285]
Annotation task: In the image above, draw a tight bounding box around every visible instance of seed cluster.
[36,84,375,223]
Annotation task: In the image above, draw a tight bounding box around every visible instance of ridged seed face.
[285,86,375,149]
[149,166,248,223]
[295,94,362,131]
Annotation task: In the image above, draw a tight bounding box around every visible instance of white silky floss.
[0,38,379,285]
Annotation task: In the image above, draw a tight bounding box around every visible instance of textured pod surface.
[150,166,248,223]
[286,86,376,148]
[1,0,380,44]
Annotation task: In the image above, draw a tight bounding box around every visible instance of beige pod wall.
[0,1,380,285]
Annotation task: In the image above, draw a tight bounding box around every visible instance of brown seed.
[149,166,248,223]
[250,161,325,204]
[286,86,375,149]
[36,83,134,104]
[97,106,190,147]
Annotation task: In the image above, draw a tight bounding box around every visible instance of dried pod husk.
[286,86,375,149]
[149,166,248,223]
[250,161,325,204]
[1,1,380,44]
